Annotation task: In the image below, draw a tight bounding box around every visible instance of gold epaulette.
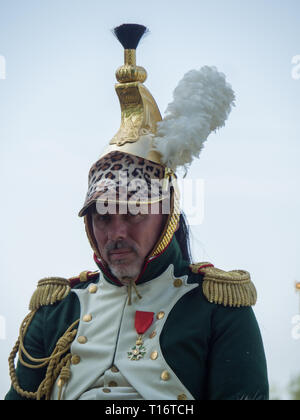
[28,271,99,311]
[29,278,71,311]
[190,262,257,308]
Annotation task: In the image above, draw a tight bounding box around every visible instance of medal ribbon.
[134,311,154,335]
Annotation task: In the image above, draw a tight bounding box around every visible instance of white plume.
[152,66,235,171]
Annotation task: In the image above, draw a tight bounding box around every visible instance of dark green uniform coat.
[5,237,269,400]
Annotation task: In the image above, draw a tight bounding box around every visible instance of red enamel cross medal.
[128,311,154,361]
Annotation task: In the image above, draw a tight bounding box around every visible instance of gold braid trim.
[8,310,79,400]
[29,277,71,311]
[151,173,180,257]
[190,263,257,308]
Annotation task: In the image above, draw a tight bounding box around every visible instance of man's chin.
[109,262,142,284]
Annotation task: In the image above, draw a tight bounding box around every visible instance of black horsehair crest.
[113,24,149,50]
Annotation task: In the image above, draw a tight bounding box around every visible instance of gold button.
[88,284,98,294]
[178,394,188,400]
[161,370,170,381]
[71,355,81,365]
[157,311,165,320]
[150,351,158,360]
[102,388,111,393]
[57,378,62,387]
[77,336,87,344]
[83,314,92,322]
[108,381,118,387]
[149,330,157,339]
[111,365,119,373]
[174,278,183,287]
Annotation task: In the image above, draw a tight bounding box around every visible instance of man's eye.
[127,213,145,222]
[95,214,110,223]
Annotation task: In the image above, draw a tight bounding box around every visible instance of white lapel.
[51,265,198,400]
[52,276,127,400]
[115,264,198,400]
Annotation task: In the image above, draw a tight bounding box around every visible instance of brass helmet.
[79,23,235,264]
[79,24,180,262]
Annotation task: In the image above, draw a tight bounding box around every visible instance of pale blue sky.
[0,0,300,399]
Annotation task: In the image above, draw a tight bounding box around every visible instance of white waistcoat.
[51,264,198,400]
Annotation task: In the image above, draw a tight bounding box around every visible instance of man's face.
[92,205,166,285]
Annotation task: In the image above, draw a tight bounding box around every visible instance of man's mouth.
[109,249,134,260]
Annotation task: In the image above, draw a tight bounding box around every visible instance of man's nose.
[107,216,128,241]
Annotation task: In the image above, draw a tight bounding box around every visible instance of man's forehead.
[94,200,168,216]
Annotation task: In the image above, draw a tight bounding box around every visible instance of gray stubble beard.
[109,259,142,285]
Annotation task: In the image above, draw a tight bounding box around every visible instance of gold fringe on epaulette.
[29,278,71,311]
[191,264,257,307]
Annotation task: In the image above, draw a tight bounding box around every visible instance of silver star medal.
[128,335,146,361]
